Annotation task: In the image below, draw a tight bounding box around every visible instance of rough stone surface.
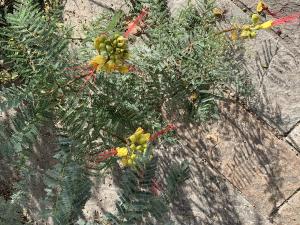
[63,0,126,38]
[83,174,119,222]
[176,101,300,218]
[157,144,272,225]
[272,190,300,225]
[287,123,300,151]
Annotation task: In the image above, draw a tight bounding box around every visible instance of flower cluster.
[239,14,273,39]
[225,0,274,40]
[90,34,130,73]
[116,127,151,167]
[256,0,267,13]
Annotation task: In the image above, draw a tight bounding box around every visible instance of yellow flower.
[256,0,265,13]
[127,158,133,166]
[130,154,137,160]
[240,30,252,38]
[94,35,106,53]
[104,60,117,72]
[90,55,107,71]
[130,144,136,151]
[116,147,128,157]
[250,31,257,38]
[121,157,129,166]
[254,20,273,30]
[117,65,129,74]
[135,127,144,136]
[128,127,150,155]
[230,30,239,41]
[117,36,125,44]
[138,133,150,145]
[136,145,143,151]
[94,37,101,52]
[129,134,137,143]
[212,7,225,17]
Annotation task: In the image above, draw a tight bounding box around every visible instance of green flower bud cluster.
[93,34,130,73]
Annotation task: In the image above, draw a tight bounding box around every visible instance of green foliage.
[0,0,71,158]
[0,197,23,225]
[44,151,92,225]
[63,0,249,157]
[106,156,190,225]
[165,160,190,202]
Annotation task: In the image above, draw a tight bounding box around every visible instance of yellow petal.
[94,37,101,51]
[105,60,117,72]
[242,25,251,30]
[212,7,225,17]
[256,0,264,13]
[118,65,129,74]
[90,55,106,69]
[127,159,133,166]
[116,147,128,157]
[130,144,136,150]
[139,133,150,144]
[250,31,257,38]
[130,154,136,160]
[240,30,252,38]
[230,30,239,41]
[135,127,144,136]
[121,157,129,166]
[136,145,143,151]
[255,20,273,29]
[117,36,125,42]
[129,134,137,143]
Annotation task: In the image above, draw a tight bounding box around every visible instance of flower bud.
[251,14,260,24]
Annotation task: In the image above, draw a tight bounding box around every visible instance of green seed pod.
[106,45,113,52]
[98,34,107,43]
[117,42,124,48]
[117,36,125,42]
[114,54,121,60]
[250,31,257,38]
[115,59,122,65]
[99,43,106,50]
[123,53,130,60]
[100,51,108,58]
[114,33,120,39]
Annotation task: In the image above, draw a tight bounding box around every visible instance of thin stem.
[215,27,237,35]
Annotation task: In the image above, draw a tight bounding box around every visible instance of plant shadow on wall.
[174,100,285,224]
[156,143,245,225]
[251,39,289,133]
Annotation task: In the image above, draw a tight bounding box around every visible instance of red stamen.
[95,148,117,163]
[264,8,278,18]
[272,12,300,26]
[149,124,177,142]
[150,178,161,196]
[124,8,148,38]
